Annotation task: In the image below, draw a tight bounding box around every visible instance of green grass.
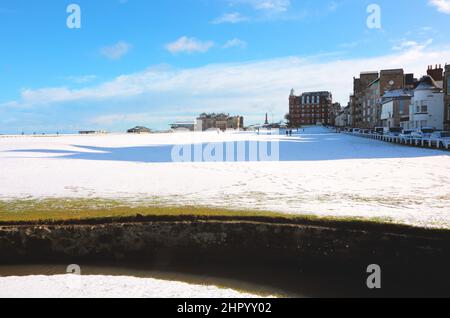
[0,198,285,222]
[3,198,450,234]
[0,198,396,225]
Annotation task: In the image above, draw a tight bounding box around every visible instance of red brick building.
[289,90,333,127]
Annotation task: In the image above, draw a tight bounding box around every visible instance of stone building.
[289,90,333,127]
[170,122,195,131]
[361,78,380,128]
[195,113,244,131]
[328,103,342,127]
[445,65,450,130]
[335,105,351,128]
[351,72,379,128]
[352,69,406,129]
[127,126,152,134]
[380,89,413,129]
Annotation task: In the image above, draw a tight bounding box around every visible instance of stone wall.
[1,216,449,269]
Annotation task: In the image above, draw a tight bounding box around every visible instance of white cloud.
[223,38,247,49]
[429,0,450,13]
[3,44,450,122]
[230,0,291,13]
[392,39,433,51]
[63,75,98,84]
[212,12,248,24]
[89,113,193,126]
[100,42,132,60]
[250,0,291,12]
[165,37,214,54]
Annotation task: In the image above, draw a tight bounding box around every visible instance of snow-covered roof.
[415,75,441,91]
[382,89,414,99]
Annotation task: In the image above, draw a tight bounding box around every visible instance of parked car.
[374,127,384,135]
[399,130,415,139]
[411,131,424,139]
[411,127,436,139]
[430,131,450,148]
[431,131,450,139]
[420,127,436,138]
[387,127,402,137]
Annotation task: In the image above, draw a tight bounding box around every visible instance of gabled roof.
[415,75,441,91]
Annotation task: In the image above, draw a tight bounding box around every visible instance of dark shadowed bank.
[1,215,450,297]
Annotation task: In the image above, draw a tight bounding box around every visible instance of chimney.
[427,64,444,81]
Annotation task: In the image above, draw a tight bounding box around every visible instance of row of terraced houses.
[288,64,450,132]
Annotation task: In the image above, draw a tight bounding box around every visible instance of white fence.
[345,131,450,150]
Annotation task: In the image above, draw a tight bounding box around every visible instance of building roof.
[301,91,332,96]
[171,121,195,125]
[382,89,413,99]
[127,126,151,132]
[380,68,404,73]
[415,75,441,91]
[367,77,380,87]
[360,71,379,75]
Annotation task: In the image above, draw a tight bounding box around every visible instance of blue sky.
[1,0,450,133]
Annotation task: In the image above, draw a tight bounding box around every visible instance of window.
[421,105,428,113]
[399,100,405,114]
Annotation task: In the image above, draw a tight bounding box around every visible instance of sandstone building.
[196,113,244,131]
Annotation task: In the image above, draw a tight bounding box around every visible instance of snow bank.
[0,127,449,228]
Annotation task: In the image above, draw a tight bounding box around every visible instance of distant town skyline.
[1,0,450,133]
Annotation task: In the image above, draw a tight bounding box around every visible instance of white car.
[430,131,450,148]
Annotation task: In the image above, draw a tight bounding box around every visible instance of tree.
[284,113,292,128]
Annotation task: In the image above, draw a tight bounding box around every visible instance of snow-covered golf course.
[0,126,449,228]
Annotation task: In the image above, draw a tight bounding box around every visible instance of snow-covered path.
[0,127,449,228]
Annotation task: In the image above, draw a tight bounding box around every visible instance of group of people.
[286,128,304,136]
